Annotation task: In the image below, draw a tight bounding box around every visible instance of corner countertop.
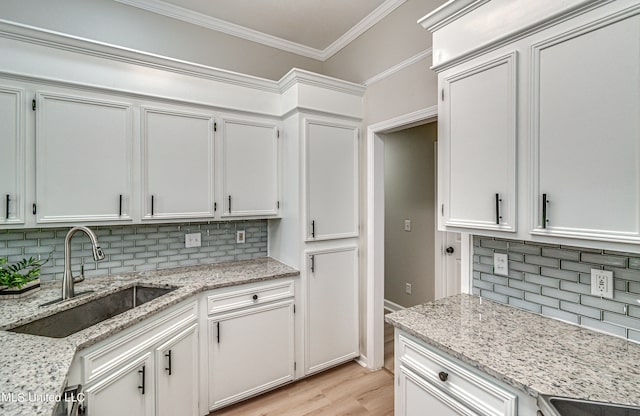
[0,257,298,416]
[385,293,640,407]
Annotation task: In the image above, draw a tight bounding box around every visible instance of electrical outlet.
[185,232,201,248]
[404,219,411,232]
[405,283,412,295]
[591,269,613,298]
[236,230,246,244]
[493,253,509,276]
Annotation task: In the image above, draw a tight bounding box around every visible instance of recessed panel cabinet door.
[221,118,278,217]
[35,92,133,223]
[142,107,214,220]
[440,52,517,232]
[305,247,358,375]
[84,354,154,416]
[398,367,463,416]
[0,86,24,224]
[532,14,640,242]
[305,119,359,240]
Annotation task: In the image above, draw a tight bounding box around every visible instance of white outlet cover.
[591,269,613,298]
[404,219,411,232]
[185,232,201,248]
[493,253,509,276]
[236,230,246,244]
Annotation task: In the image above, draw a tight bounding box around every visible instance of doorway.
[365,107,467,371]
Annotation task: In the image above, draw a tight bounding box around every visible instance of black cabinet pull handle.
[217,321,220,343]
[32,203,37,215]
[119,194,123,217]
[310,255,315,273]
[165,350,172,375]
[151,195,155,216]
[138,365,146,394]
[438,371,448,382]
[228,195,232,213]
[252,294,258,301]
[5,194,9,220]
[542,193,548,229]
[495,193,502,225]
[311,220,315,238]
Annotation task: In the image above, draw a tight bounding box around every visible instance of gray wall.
[383,123,437,308]
[0,220,267,282]
[473,236,640,343]
[0,0,323,80]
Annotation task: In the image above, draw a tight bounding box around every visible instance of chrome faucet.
[62,226,105,300]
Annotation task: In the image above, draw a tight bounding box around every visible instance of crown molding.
[418,0,490,32]
[364,48,432,86]
[0,19,365,97]
[114,0,406,61]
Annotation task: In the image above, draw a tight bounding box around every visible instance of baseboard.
[355,355,368,369]
[384,299,405,312]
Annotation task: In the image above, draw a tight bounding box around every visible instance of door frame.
[365,107,439,370]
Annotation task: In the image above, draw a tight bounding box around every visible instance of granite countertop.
[386,293,640,407]
[0,257,298,416]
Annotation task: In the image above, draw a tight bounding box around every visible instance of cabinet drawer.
[207,279,294,315]
[398,334,517,416]
[82,301,198,383]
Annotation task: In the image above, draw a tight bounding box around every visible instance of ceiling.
[115,0,406,60]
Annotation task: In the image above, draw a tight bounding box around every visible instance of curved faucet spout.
[62,226,105,300]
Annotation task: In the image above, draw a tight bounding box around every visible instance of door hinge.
[441,204,444,216]
[214,202,217,212]
[214,122,217,132]
[293,304,296,314]
[32,99,36,111]
[441,88,444,101]
[277,129,280,138]
[277,201,280,209]
[294,362,297,371]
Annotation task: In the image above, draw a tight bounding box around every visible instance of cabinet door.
[142,106,214,220]
[208,301,294,411]
[305,119,359,240]
[0,86,24,224]
[84,353,154,416]
[439,52,517,232]
[35,92,133,223]
[532,14,640,242]
[156,323,199,416]
[305,247,358,375]
[221,117,279,217]
[398,366,467,416]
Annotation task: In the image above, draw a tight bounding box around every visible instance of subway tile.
[629,282,640,294]
[473,247,494,256]
[629,258,640,270]
[560,301,602,320]
[524,273,560,288]
[524,292,560,308]
[603,312,640,331]
[508,243,541,255]
[479,290,508,304]
[580,253,627,268]
[561,261,594,274]
[614,279,627,292]
[509,261,540,274]
[541,247,580,261]
[525,255,559,268]
[507,252,524,262]
[110,266,136,274]
[541,286,580,303]
[541,306,580,325]
[480,273,509,286]
[473,279,493,291]
[559,280,591,295]
[480,239,508,250]
[479,256,493,266]
[603,267,640,283]
[629,329,640,343]
[630,305,640,319]
[581,296,626,314]
[494,285,524,299]
[612,290,640,305]
[509,298,541,314]
[8,239,38,248]
[472,287,481,296]
[581,317,627,338]
[509,279,541,293]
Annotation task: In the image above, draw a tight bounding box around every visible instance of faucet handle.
[74,264,86,284]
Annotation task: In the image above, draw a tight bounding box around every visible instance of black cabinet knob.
[438,371,448,382]
[252,294,258,300]
[445,246,454,254]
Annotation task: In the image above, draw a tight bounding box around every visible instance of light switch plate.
[591,269,613,298]
[236,230,246,244]
[185,232,201,248]
[493,253,509,276]
[404,220,411,232]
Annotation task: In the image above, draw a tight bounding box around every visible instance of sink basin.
[538,395,640,416]
[9,285,176,338]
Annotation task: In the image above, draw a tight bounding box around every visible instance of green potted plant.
[0,256,48,298]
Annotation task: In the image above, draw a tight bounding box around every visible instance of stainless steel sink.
[538,395,640,416]
[9,285,176,338]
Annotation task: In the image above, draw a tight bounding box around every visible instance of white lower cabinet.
[206,279,295,412]
[396,330,539,416]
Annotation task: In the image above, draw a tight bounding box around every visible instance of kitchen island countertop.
[386,293,640,407]
[0,257,298,416]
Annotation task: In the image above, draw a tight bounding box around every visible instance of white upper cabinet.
[439,51,517,232]
[141,106,214,220]
[0,86,24,225]
[35,91,133,223]
[304,118,359,241]
[531,13,640,243]
[220,117,279,217]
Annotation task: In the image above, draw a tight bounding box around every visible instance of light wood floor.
[211,362,394,416]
